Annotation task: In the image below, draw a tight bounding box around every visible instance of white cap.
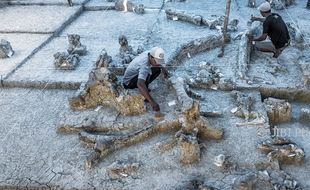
[150,47,165,65]
[258,2,271,12]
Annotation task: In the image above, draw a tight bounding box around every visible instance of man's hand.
[137,79,160,111]
[151,102,160,112]
[250,15,258,22]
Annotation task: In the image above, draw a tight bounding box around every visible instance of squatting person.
[249,2,290,58]
[122,47,169,114]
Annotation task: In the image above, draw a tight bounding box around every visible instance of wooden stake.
[67,0,73,6]
[218,0,232,57]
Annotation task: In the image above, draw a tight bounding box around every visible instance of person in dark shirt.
[249,2,290,58]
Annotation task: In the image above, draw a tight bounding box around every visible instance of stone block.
[53,52,80,70]
[264,98,291,125]
[0,39,14,59]
[70,67,146,115]
[300,63,310,87]
[67,34,87,56]
[299,108,310,123]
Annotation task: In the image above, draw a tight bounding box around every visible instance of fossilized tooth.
[213,154,225,167]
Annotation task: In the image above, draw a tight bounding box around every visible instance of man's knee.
[254,42,276,53]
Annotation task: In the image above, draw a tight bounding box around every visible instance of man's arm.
[137,79,160,111]
[253,33,268,41]
[251,16,266,22]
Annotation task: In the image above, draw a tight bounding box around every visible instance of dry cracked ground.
[0,0,310,189]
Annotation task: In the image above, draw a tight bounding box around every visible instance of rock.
[115,0,144,14]
[287,22,304,49]
[300,108,310,122]
[115,0,134,11]
[117,35,142,64]
[202,15,225,30]
[300,62,310,87]
[283,179,298,189]
[247,0,256,8]
[233,173,257,190]
[165,9,202,26]
[107,160,141,179]
[95,49,112,68]
[264,98,291,125]
[70,67,146,115]
[268,0,295,10]
[133,4,145,14]
[258,137,305,165]
[188,62,222,89]
[267,144,305,165]
[231,91,257,120]
[213,154,225,167]
[53,52,80,70]
[218,78,235,90]
[0,39,14,58]
[228,19,239,32]
[67,34,87,56]
[178,131,200,164]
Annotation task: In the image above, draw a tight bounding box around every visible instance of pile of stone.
[300,108,310,122]
[258,137,305,165]
[54,34,87,70]
[67,34,87,56]
[94,48,112,68]
[187,61,222,90]
[231,91,258,121]
[69,65,146,115]
[267,0,295,10]
[264,98,291,126]
[117,35,144,65]
[107,160,141,179]
[0,39,14,59]
[300,62,310,88]
[53,52,79,70]
[114,0,145,14]
[287,22,305,49]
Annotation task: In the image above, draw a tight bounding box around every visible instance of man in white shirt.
[123,47,169,112]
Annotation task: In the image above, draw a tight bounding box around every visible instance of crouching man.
[249,2,290,58]
[122,47,169,115]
